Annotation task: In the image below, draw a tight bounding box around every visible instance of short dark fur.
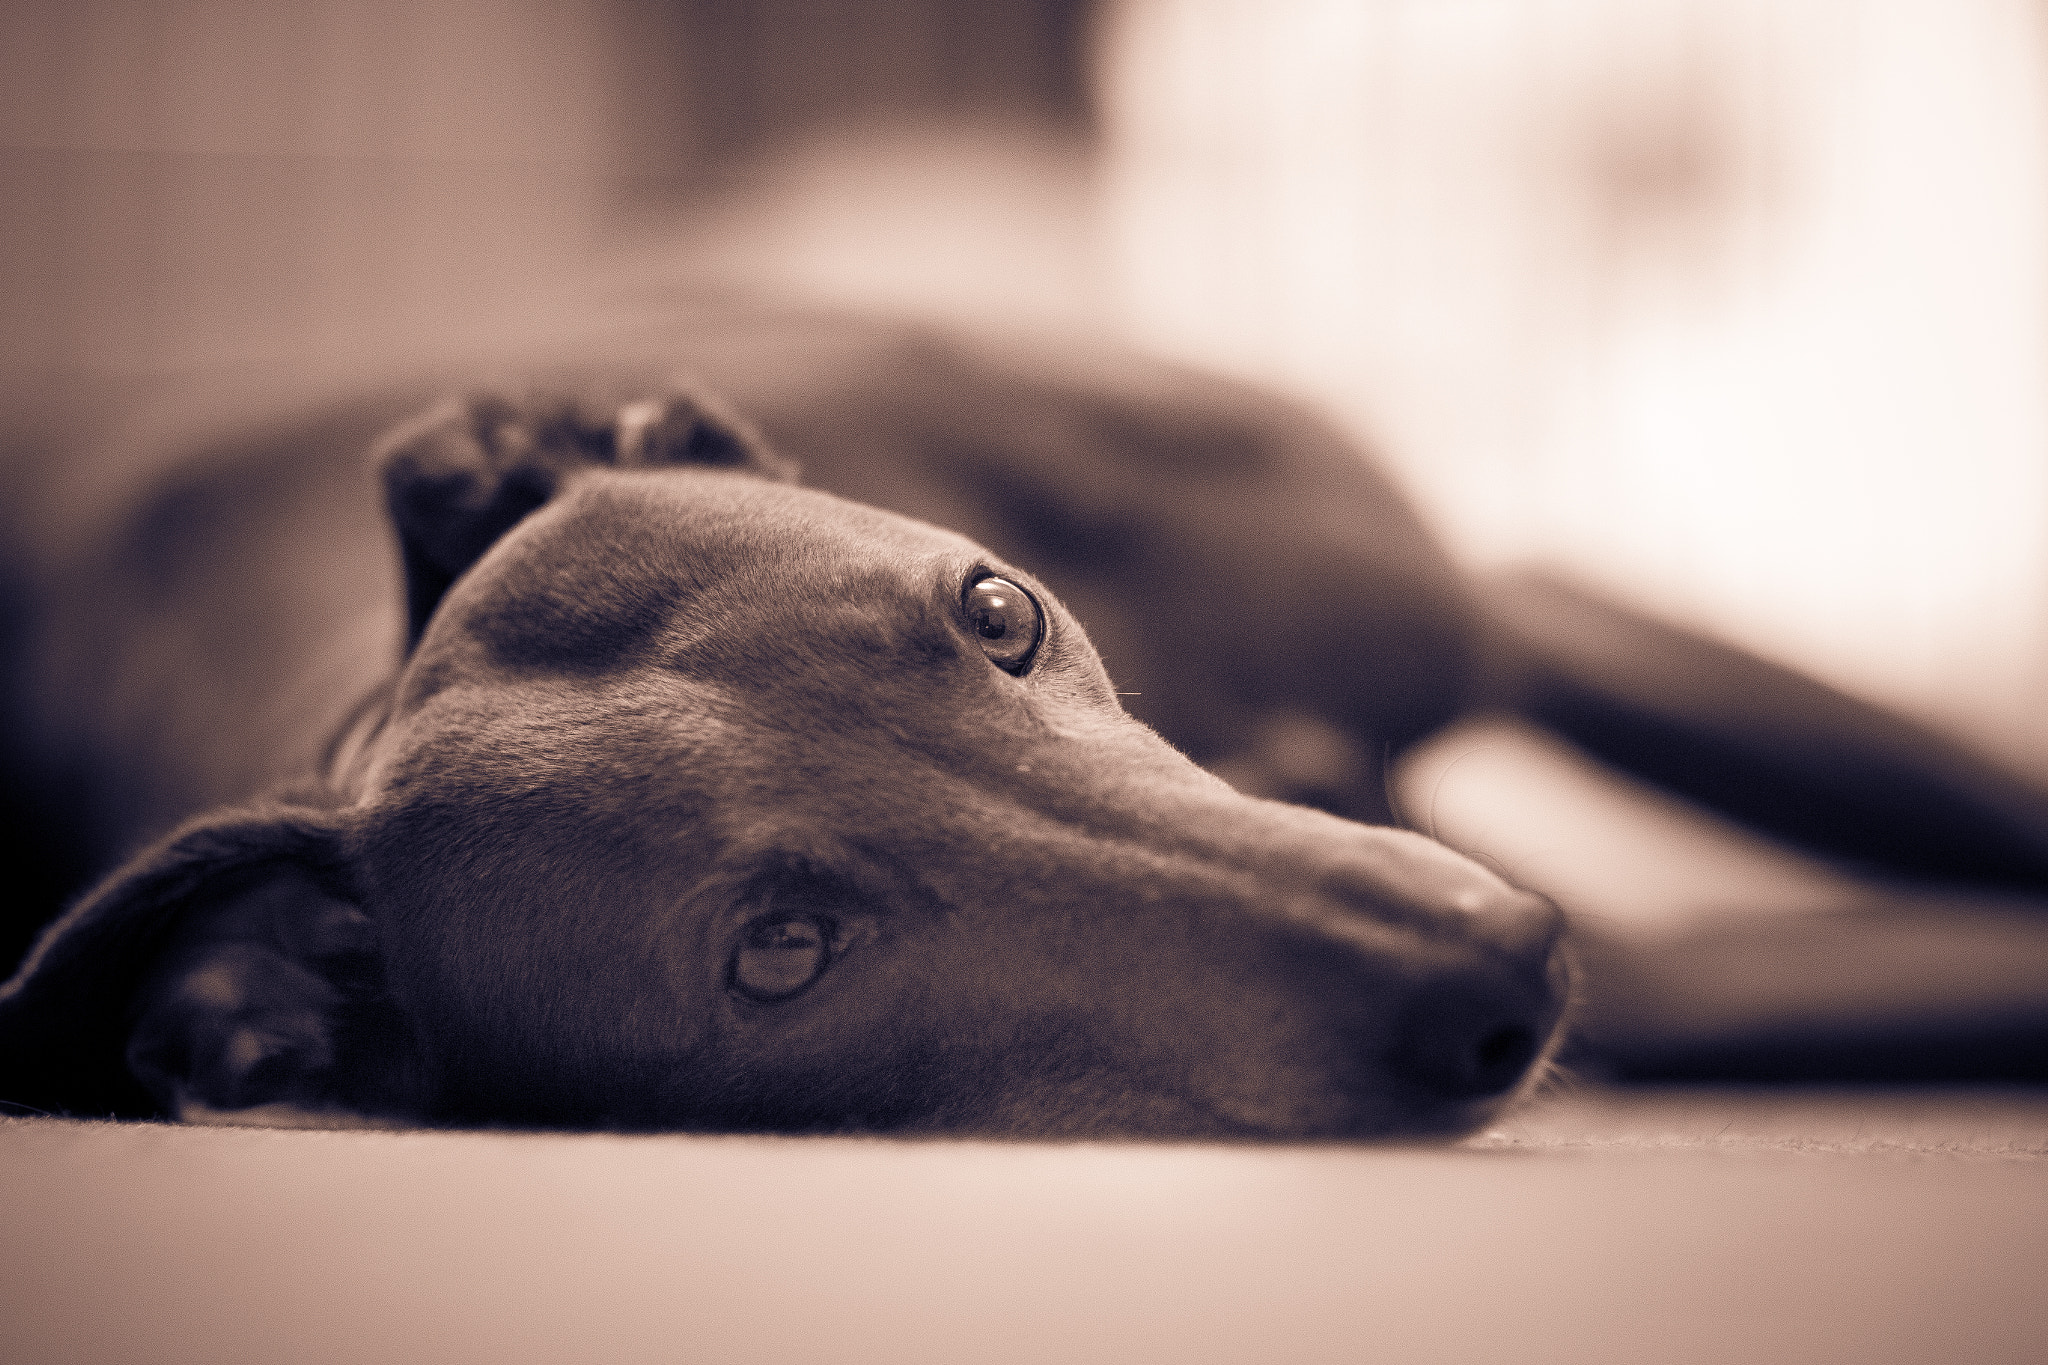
[4,311,2045,1132]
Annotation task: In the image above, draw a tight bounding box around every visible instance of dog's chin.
[858,1099,1517,1145]
[821,1060,1570,1144]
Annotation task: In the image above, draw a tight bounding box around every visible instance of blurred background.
[4,0,2047,785]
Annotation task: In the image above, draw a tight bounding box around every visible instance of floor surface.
[4,1086,2043,1365]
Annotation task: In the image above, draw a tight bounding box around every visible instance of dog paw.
[377,396,573,584]
[378,385,791,644]
[127,942,341,1113]
[612,391,782,472]
[382,390,779,545]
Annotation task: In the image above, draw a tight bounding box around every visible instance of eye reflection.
[731,916,830,1001]
[965,575,1044,673]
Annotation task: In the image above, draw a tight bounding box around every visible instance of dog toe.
[128,943,341,1113]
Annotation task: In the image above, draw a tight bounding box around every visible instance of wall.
[1096,0,2048,770]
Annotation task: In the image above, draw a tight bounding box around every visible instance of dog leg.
[1483,568,2048,890]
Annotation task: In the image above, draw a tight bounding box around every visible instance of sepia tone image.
[2,1,2045,1361]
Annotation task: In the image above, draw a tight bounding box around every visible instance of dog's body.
[5,309,2047,1133]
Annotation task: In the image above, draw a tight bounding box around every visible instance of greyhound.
[3,309,2045,1133]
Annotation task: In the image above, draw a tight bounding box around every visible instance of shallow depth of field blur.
[6,0,2047,779]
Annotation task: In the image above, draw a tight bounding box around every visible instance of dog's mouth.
[663,847,1572,1142]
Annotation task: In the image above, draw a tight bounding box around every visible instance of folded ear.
[379,386,795,647]
[0,802,423,1123]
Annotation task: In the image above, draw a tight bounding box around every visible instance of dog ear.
[379,387,796,647]
[0,801,424,1123]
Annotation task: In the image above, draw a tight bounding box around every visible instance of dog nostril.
[1471,1023,1539,1087]
[1386,973,1548,1101]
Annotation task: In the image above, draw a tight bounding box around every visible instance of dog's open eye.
[731,916,832,1001]
[964,575,1044,673]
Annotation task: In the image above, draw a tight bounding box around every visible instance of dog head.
[1,388,1566,1136]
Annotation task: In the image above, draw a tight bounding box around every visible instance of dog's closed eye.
[964,574,1044,674]
[730,915,833,1001]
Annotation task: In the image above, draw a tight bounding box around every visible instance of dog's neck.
[317,675,399,805]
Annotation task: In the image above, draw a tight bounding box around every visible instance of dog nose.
[1320,835,1564,966]
[1384,959,1557,1100]
[1453,884,1566,965]
[1383,889,1566,1102]
[1311,839,1567,1104]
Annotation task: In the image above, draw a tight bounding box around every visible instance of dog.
[3,308,2044,1133]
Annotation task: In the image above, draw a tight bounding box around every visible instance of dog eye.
[731,916,831,1001]
[964,576,1044,673]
